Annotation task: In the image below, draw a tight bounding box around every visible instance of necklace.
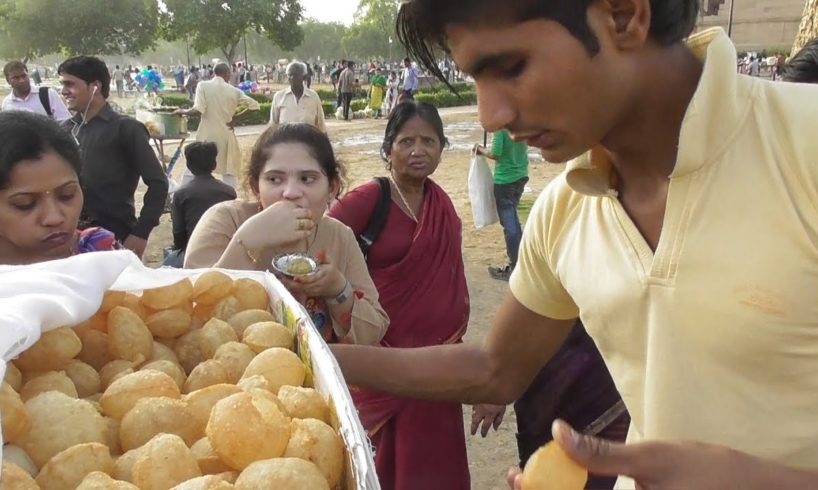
[389,175,419,222]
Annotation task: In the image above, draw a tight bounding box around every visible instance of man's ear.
[592,0,651,51]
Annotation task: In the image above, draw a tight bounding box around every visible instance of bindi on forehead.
[5,180,79,198]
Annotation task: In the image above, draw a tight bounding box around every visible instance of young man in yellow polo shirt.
[333,0,818,488]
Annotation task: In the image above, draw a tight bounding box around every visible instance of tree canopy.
[0,0,407,67]
[0,0,159,61]
[161,0,304,65]
[341,0,400,60]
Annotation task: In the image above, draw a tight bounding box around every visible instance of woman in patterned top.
[0,111,120,265]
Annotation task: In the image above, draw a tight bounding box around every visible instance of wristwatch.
[325,280,353,305]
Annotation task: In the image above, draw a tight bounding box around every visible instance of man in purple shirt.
[2,61,71,121]
[401,57,419,97]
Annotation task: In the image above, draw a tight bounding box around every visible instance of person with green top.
[476,129,529,281]
[369,67,387,119]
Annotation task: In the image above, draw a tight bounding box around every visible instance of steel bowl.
[272,253,319,278]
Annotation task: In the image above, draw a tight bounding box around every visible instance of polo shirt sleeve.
[239,90,261,111]
[491,131,505,158]
[270,91,281,127]
[49,89,72,122]
[315,96,326,133]
[193,84,207,113]
[509,186,580,320]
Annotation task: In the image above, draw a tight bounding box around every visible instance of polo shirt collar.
[11,86,38,101]
[566,28,747,197]
[284,86,312,98]
[95,103,115,121]
[70,102,115,125]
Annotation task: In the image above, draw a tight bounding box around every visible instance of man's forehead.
[446,23,515,69]
[59,74,82,84]
[446,18,561,71]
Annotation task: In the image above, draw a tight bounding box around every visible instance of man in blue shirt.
[402,57,419,97]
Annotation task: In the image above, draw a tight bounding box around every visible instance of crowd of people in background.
[4,54,457,124]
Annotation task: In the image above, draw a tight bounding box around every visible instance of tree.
[161,0,304,66]
[792,0,818,55]
[293,20,346,61]
[0,0,160,61]
[342,0,400,60]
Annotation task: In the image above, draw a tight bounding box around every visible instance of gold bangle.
[236,238,260,264]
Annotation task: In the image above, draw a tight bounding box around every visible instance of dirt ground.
[140,107,566,489]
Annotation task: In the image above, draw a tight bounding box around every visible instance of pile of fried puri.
[0,271,344,490]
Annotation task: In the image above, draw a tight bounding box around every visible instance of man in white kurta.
[269,62,326,133]
[178,63,260,189]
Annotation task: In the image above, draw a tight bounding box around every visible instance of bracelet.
[325,280,353,305]
[235,238,260,264]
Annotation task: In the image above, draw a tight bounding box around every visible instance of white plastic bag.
[468,151,499,229]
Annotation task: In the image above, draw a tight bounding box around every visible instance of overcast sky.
[300,0,359,25]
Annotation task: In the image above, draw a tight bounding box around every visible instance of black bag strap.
[38,87,53,118]
[357,177,391,258]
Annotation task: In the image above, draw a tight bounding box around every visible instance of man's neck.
[602,43,703,191]
[81,98,108,123]
[291,85,304,99]
[13,87,32,99]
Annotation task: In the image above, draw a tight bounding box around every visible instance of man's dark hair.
[0,111,82,189]
[184,141,218,176]
[115,65,120,69]
[3,60,27,79]
[397,0,700,84]
[214,63,231,77]
[58,56,111,98]
[782,39,818,84]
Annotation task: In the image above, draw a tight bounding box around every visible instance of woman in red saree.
[330,101,471,490]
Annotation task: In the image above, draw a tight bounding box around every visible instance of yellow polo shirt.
[511,27,818,470]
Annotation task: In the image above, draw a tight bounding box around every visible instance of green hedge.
[321,101,335,117]
[416,81,474,95]
[315,88,336,100]
[321,99,369,117]
[315,88,368,100]
[159,93,193,107]
[247,92,270,103]
[415,90,477,108]
[187,102,271,131]
[160,92,269,106]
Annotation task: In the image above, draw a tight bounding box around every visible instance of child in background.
[163,141,236,267]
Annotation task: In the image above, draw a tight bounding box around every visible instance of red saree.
[330,179,471,490]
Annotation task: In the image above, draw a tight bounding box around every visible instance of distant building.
[697,0,804,51]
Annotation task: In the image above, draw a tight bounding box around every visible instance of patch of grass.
[518,199,535,223]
